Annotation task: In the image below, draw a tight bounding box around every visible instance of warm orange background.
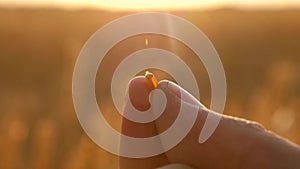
[0,7,299,169]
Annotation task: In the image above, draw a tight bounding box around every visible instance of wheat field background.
[0,7,299,169]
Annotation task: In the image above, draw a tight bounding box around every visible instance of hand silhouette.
[120,75,300,169]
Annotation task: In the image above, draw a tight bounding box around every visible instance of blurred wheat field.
[0,7,300,169]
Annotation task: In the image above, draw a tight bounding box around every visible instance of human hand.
[119,75,300,169]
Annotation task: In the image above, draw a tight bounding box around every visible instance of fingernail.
[168,81,205,108]
[167,81,182,98]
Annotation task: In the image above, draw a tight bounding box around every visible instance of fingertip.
[128,76,152,111]
[157,80,206,108]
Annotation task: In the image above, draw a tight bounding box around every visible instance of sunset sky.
[0,0,300,10]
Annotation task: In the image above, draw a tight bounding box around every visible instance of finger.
[155,81,270,169]
[119,76,169,169]
[167,81,206,108]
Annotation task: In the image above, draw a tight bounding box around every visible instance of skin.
[120,76,300,169]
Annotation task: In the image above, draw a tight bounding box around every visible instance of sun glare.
[0,0,300,11]
[0,0,300,10]
[0,0,224,10]
[90,0,223,10]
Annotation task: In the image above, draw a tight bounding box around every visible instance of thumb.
[155,81,276,169]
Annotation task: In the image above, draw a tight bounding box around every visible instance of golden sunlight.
[0,0,300,10]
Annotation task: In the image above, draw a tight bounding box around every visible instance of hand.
[119,75,300,169]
